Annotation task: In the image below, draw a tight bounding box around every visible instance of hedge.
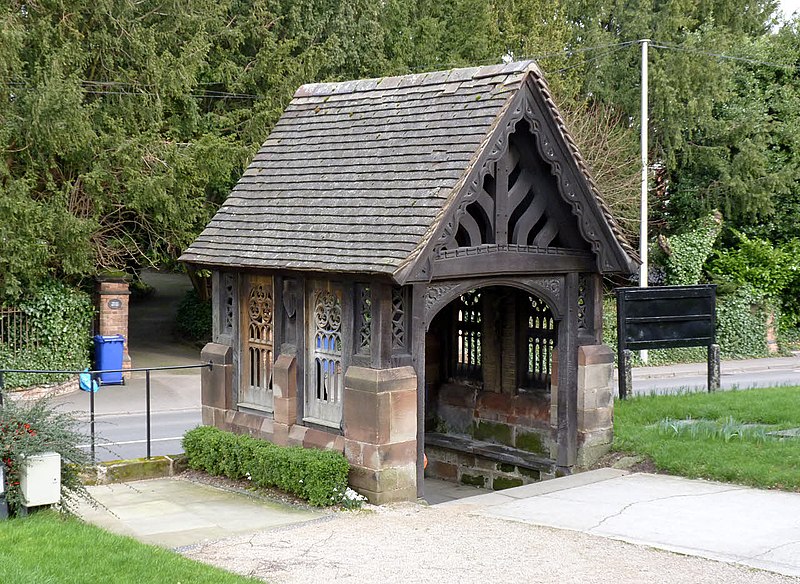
[182,426,350,507]
[175,289,212,343]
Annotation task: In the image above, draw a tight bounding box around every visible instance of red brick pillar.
[96,277,131,377]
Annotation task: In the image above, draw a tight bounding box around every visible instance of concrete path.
[78,477,323,548]
[443,468,800,578]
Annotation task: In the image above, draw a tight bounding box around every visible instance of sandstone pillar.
[200,343,232,427]
[343,366,417,504]
[575,344,614,467]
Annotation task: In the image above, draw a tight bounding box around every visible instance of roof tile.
[181,60,635,275]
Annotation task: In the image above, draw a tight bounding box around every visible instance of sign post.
[616,285,719,399]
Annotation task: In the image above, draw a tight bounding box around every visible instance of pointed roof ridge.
[294,61,541,99]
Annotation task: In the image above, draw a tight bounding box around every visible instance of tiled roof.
[180,61,636,276]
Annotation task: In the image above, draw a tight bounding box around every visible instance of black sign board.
[616,285,719,398]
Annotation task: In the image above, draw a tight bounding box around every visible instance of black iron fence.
[0,307,36,353]
[0,363,212,461]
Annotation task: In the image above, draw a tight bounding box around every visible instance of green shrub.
[182,426,350,507]
[708,232,800,329]
[175,289,212,343]
[0,281,94,388]
[0,397,92,515]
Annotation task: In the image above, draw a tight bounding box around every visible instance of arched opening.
[423,285,558,490]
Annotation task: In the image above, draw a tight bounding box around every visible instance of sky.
[779,0,800,19]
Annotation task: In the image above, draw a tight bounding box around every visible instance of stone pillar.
[96,277,131,378]
[272,353,298,446]
[343,366,417,504]
[575,344,614,467]
[200,343,232,427]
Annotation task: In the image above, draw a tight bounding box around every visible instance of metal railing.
[0,363,212,461]
[0,308,36,353]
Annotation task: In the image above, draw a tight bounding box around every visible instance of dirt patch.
[177,469,326,512]
[591,451,660,474]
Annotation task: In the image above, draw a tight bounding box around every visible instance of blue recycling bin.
[93,334,125,385]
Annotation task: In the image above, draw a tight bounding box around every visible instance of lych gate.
[181,61,637,502]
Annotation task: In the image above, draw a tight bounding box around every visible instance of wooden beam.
[556,272,579,470]
[432,250,594,279]
[411,283,427,499]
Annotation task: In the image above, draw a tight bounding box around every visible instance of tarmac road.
[50,270,204,462]
[74,408,200,462]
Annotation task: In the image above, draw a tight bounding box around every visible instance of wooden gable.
[396,74,638,284]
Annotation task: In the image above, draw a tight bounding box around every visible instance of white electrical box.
[20,452,61,507]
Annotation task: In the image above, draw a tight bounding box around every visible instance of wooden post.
[411,283,427,498]
[708,343,720,392]
[556,273,579,471]
[616,289,629,400]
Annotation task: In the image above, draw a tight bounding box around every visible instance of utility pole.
[640,39,649,363]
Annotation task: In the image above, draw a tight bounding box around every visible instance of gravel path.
[182,502,797,584]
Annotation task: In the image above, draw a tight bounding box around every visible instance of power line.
[649,39,799,71]
[2,38,796,102]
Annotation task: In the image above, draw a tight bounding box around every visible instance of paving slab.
[454,470,800,578]
[77,477,323,548]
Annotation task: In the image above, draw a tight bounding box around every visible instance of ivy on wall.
[655,212,723,286]
[715,285,772,359]
[0,282,94,389]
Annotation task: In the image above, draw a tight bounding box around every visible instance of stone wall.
[424,437,554,490]
[434,383,552,456]
[550,344,615,467]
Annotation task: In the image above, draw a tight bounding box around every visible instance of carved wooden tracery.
[357,284,371,355]
[222,273,235,334]
[391,287,407,351]
[421,80,627,275]
[523,294,556,389]
[453,290,482,380]
[306,285,344,427]
[241,275,274,411]
[437,122,586,256]
[424,277,565,329]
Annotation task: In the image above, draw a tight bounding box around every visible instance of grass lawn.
[614,386,800,490]
[0,511,262,584]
